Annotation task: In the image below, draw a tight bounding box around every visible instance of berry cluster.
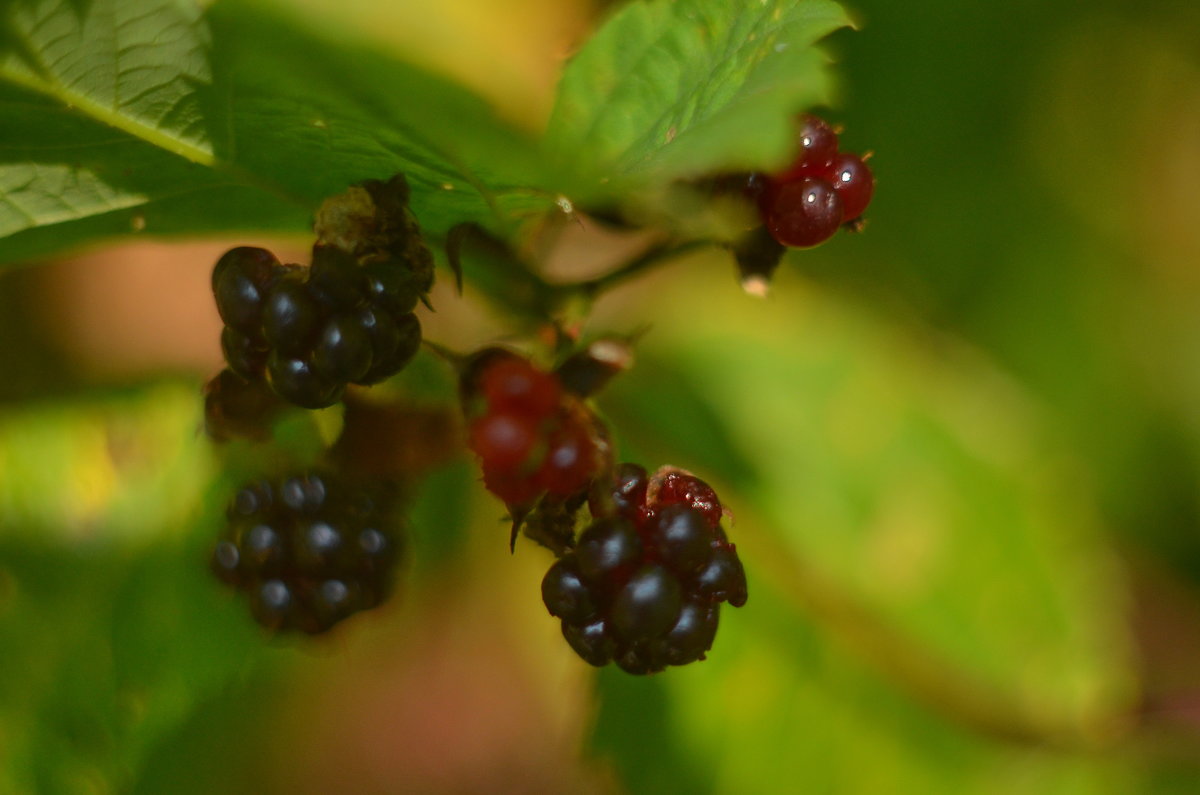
[213,243,424,409]
[757,114,875,248]
[464,351,604,508]
[541,464,747,674]
[210,473,402,634]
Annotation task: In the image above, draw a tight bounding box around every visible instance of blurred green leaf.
[406,457,476,575]
[0,383,281,791]
[635,264,1135,737]
[0,535,277,792]
[546,0,850,201]
[630,581,1138,794]
[0,0,551,266]
[598,351,758,487]
[0,383,213,541]
[591,667,713,795]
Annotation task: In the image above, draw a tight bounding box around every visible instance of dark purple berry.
[249,579,293,630]
[312,578,358,629]
[356,527,396,574]
[262,278,322,356]
[590,463,648,520]
[542,558,598,624]
[295,520,343,573]
[231,482,272,517]
[241,524,284,573]
[312,313,374,383]
[659,601,719,665]
[614,647,659,675]
[213,246,278,332]
[649,505,713,575]
[762,177,843,248]
[308,245,365,310]
[562,619,615,667]
[359,312,420,385]
[266,352,343,409]
[279,474,327,513]
[610,565,683,644]
[575,518,642,586]
[693,546,748,607]
[363,259,420,316]
[220,326,268,380]
[210,540,242,585]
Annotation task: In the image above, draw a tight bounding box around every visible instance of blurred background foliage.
[3,0,1200,792]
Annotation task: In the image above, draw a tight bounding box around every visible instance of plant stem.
[568,239,715,301]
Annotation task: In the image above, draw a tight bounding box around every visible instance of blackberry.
[312,313,374,383]
[648,504,712,574]
[542,465,747,674]
[212,246,279,333]
[210,473,403,634]
[610,564,683,643]
[210,175,434,411]
[463,351,605,516]
[262,276,323,356]
[266,351,345,409]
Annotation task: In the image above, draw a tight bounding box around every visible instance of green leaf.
[406,458,475,575]
[0,383,214,542]
[629,263,1135,736]
[546,0,851,200]
[598,351,758,487]
[590,584,1141,795]
[0,0,550,266]
[0,535,279,792]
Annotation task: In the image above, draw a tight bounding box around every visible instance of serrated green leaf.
[0,0,551,266]
[546,0,851,200]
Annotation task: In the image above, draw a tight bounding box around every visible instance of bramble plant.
[1,0,1162,792]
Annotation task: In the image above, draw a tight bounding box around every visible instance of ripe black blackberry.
[542,465,747,674]
[210,472,403,634]
[211,175,432,410]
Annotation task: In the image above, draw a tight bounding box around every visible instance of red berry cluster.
[465,351,603,507]
[757,114,875,248]
[541,464,747,674]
